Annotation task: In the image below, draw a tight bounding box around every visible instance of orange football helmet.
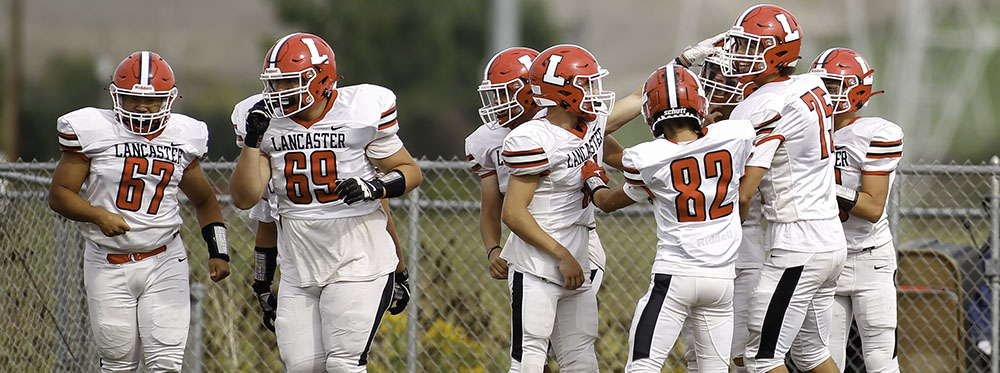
[478,47,539,129]
[809,47,883,114]
[720,4,802,82]
[260,33,338,118]
[641,64,708,136]
[529,44,614,122]
[109,51,178,135]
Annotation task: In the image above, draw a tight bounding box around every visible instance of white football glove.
[678,32,726,68]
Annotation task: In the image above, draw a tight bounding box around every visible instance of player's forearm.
[382,199,406,272]
[48,186,108,224]
[230,147,267,209]
[193,199,225,228]
[393,163,423,194]
[501,205,571,261]
[607,87,642,134]
[602,135,624,170]
[847,192,885,223]
[479,202,503,249]
[592,186,634,213]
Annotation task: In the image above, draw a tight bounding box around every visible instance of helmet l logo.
[301,38,329,65]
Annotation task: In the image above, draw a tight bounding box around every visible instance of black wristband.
[378,169,407,198]
[201,222,230,262]
[254,246,278,284]
[486,245,502,259]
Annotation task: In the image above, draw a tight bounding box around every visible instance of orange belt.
[107,245,167,264]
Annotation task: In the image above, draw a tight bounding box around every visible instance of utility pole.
[489,0,519,55]
[3,0,23,161]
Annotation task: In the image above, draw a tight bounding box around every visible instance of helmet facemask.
[574,69,615,118]
[700,56,747,106]
[478,78,527,130]
[719,30,776,79]
[261,67,319,118]
[816,74,858,115]
[110,84,178,136]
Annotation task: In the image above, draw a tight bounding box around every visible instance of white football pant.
[626,274,734,372]
[84,234,190,373]
[508,271,598,373]
[731,267,761,367]
[275,273,393,373]
[743,249,846,372]
[830,242,899,372]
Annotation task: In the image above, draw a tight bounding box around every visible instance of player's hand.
[581,160,609,199]
[488,248,509,280]
[581,160,609,184]
[243,100,272,148]
[678,32,726,68]
[386,269,410,315]
[703,109,725,126]
[208,258,230,282]
[334,177,386,205]
[95,210,130,237]
[252,281,277,333]
[557,252,585,290]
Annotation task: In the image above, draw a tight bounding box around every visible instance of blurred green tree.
[272,0,558,158]
[18,54,102,161]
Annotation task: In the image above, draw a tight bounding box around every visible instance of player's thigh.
[276,282,325,372]
[138,250,191,348]
[855,244,897,331]
[732,267,760,359]
[84,243,140,360]
[550,286,598,369]
[627,274,690,371]
[689,277,735,371]
[745,250,829,367]
[320,274,393,365]
[509,271,560,366]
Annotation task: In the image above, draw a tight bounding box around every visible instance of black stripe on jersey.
[511,272,524,362]
[632,274,671,361]
[381,105,397,118]
[359,274,394,366]
[755,265,804,359]
[754,113,782,132]
[869,141,903,147]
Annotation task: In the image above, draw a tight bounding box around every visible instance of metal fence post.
[406,187,421,373]
[187,282,205,373]
[889,168,902,248]
[990,155,1000,373]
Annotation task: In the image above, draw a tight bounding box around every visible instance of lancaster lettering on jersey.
[270,132,347,152]
[114,143,186,164]
[565,130,604,168]
[834,146,849,168]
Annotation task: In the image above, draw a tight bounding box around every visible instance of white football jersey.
[57,108,208,253]
[833,117,903,251]
[232,84,402,220]
[622,120,755,279]
[499,116,607,285]
[465,124,511,192]
[737,75,845,253]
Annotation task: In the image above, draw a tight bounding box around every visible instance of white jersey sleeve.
[501,129,551,176]
[862,122,904,175]
[464,124,510,180]
[365,87,403,159]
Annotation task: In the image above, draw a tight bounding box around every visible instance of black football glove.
[243,100,272,148]
[252,281,277,332]
[387,269,410,315]
[334,177,387,205]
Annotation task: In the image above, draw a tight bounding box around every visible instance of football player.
[499,44,618,372]
[48,51,230,372]
[720,5,847,373]
[809,48,901,373]
[583,63,755,372]
[229,33,422,372]
[231,97,411,334]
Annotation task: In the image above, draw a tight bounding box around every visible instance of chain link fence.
[0,157,998,372]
